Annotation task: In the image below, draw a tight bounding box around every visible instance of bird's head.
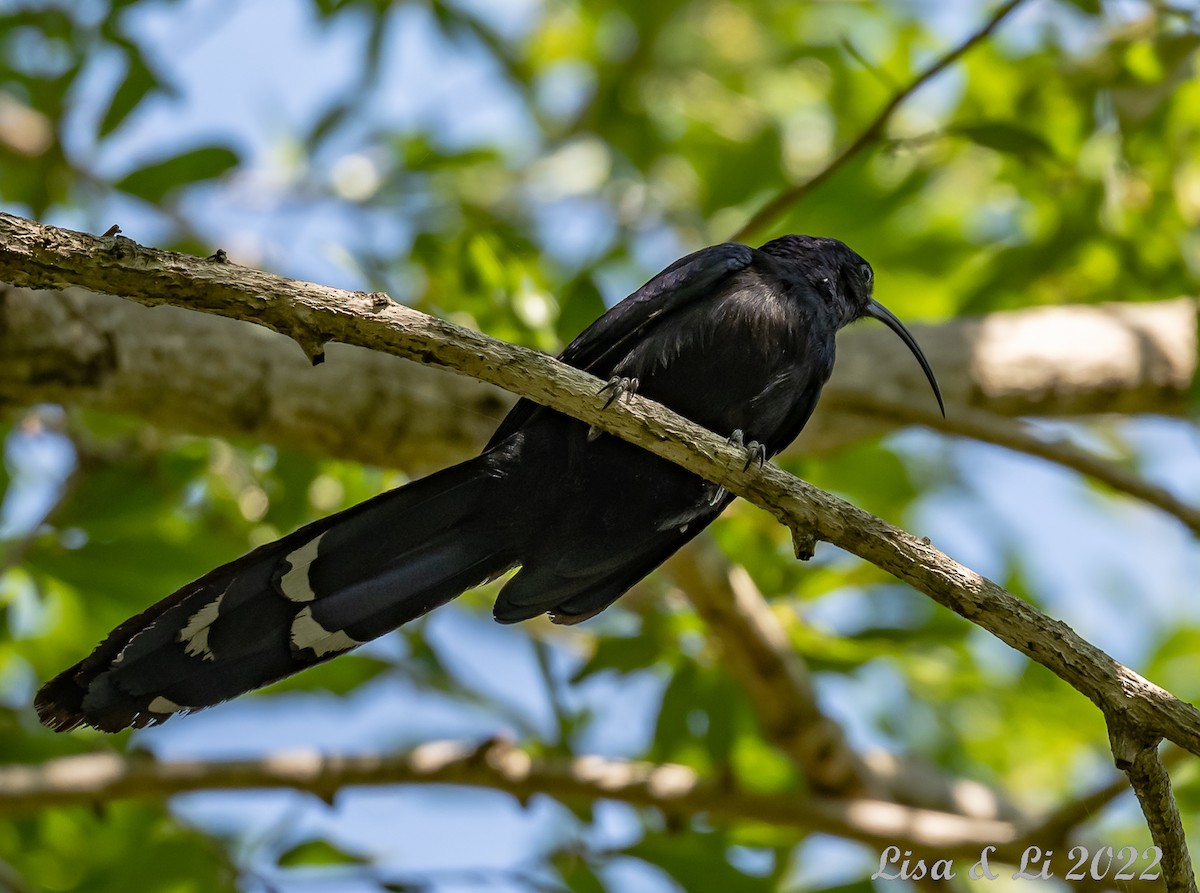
[760,234,945,416]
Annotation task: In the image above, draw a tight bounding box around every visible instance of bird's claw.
[597,376,639,409]
[587,377,640,441]
[706,431,765,501]
[729,429,766,471]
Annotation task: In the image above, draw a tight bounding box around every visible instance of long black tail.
[36,456,513,732]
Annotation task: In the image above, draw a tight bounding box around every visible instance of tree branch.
[0,285,508,473]
[3,215,1200,766]
[5,212,1200,759]
[1107,724,1196,893]
[731,0,1030,241]
[1128,747,1195,893]
[0,741,1021,858]
[3,287,1194,467]
[839,395,1200,538]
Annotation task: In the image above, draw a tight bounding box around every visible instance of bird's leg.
[588,377,640,441]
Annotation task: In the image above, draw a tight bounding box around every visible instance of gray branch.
[1108,722,1197,893]
[841,394,1200,537]
[0,285,506,473]
[3,212,1200,859]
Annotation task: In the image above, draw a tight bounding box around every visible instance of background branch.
[664,538,873,796]
[840,395,1200,537]
[0,742,1022,858]
[1027,746,1190,848]
[0,285,506,473]
[665,540,1037,822]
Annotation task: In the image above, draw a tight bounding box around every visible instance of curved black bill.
[864,299,945,417]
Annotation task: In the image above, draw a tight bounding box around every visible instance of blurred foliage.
[2,0,1199,891]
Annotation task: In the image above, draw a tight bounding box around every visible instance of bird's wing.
[485,242,754,448]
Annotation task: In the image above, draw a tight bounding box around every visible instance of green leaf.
[115,145,239,203]
[952,122,1055,160]
[1190,306,1200,415]
[557,277,607,346]
[261,653,391,696]
[3,802,236,893]
[98,52,162,138]
[552,850,608,893]
[650,661,697,760]
[277,839,365,868]
[307,100,353,151]
[570,632,661,683]
[803,442,917,520]
[626,832,775,893]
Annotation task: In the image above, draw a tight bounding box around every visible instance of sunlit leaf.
[952,122,1055,160]
[626,831,775,893]
[98,52,162,138]
[115,145,239,203]
[277,839,366,867]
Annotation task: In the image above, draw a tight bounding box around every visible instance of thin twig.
[532,637,573,749]
[731,0,1029,242]
[1024,746,1190,847]
[837,394,1200,538]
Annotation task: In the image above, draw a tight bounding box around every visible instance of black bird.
[37,235,943,732]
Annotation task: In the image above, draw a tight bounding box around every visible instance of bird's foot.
[597,375,639,409]
[588,376,640,441]
[729,429,766,471]
[705,432,765,502]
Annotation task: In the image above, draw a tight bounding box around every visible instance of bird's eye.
[860,264,873,286]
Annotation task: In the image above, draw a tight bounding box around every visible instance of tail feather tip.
[35,669,151,734]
